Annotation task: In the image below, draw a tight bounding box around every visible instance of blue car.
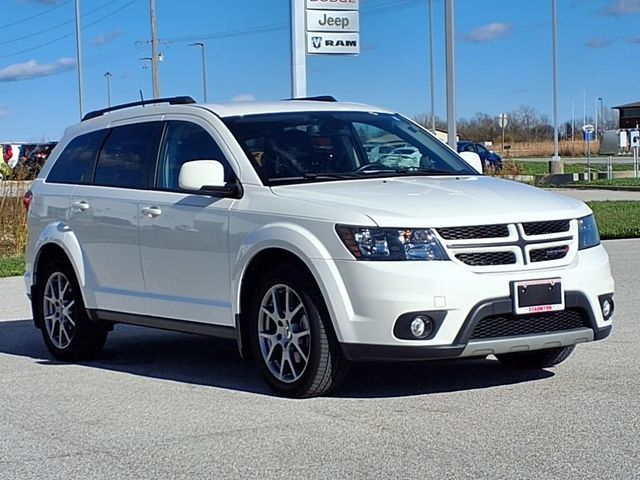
[457,141,503,170]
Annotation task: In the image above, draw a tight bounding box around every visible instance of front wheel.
[36,261,108,361]
[496,345,575,369]
[249,266,345,397]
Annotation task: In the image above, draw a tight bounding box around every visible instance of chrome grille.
[437,224,509,240]
[456,252,516,266]
[522,220,570,236]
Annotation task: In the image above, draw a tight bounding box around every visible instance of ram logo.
[311,36,322,49]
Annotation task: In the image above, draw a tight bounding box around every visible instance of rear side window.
[47,130,106,184]
[94,122,163,189]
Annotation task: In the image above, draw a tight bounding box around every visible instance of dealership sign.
[306,0,359,11]
[305,0,359,55]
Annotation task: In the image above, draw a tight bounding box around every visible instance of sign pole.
[291,0,307,98]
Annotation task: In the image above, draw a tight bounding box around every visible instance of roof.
[201,100,391,118]
[612,101,640,110]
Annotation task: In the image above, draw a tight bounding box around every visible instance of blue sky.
[0,0,638,141]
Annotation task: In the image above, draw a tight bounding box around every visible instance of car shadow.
[0,319,554,399]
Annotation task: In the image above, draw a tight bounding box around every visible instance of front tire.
[249,265,345,398]
[35,260,107,361]
[496,345,575,369]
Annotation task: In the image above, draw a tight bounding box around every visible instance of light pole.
[445,0,456,149]
[189,42,208,103]
[428,0,436,133]
[74,0,84,119]
[550,0,562,173]
[104,72,112,107]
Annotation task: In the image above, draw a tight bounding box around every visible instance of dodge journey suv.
[25,96,614,397]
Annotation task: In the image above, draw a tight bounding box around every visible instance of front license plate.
[513,278,564,315]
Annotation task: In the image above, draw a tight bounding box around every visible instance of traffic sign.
[582,124,595,134]
[498,113,508,128]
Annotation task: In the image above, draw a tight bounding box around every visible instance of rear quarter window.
[47,130,107,184]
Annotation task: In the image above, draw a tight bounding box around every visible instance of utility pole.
[104,71,112,107]
[150,0,160,98]
[189,42,208,102]
[445,0,456,149]
[428,0,436,133]
[550,0,562,173]
[74,0,84,118]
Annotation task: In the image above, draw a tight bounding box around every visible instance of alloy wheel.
[258,284,311,383]
[43,272,76,349]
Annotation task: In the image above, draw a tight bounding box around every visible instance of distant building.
[612,101,640,129]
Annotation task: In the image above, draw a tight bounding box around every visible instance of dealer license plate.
[513,278,564,315]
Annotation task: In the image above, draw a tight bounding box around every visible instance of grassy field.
[587,201,640,239]
[575,178,640,187]
[0,256,25,277]
[516,161,634,176]
[500,140,600,158]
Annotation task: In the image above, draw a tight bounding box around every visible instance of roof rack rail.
[288,95,337,102]
[82,96,196,121]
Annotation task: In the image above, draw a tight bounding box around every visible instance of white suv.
[25,96,614,397]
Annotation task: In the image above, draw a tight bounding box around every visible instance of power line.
[0,0,138,59]
[0,0,72,30]
[0,0,129,47]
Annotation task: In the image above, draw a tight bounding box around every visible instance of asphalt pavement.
[1,239,639,479]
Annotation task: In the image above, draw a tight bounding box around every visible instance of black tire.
[35,260,107,361]
[496,345,575,369]
[249,265,346,398]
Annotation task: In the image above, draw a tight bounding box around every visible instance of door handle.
[141,206,162,218]
[71,200,90,212]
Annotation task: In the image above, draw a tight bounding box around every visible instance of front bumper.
[313,244,614,355]
[340,291,612,361]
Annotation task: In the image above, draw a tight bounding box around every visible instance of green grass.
[588,201,640,239]
[517,161,633,176]
[0,256,25,278]
[574,178,640,187]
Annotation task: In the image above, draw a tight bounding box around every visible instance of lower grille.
[470,309,587,340]
[456,251,516,266]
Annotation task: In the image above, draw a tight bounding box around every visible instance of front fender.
[231,222,355,342]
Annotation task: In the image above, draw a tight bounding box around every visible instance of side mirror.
[178,160,242,198]
[459,151,483,174]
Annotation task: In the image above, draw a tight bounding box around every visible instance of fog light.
[602,299,612,319]
[410,315,433,339]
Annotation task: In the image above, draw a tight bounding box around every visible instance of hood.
[271,176,590,227]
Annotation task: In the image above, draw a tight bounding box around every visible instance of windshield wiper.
[355,167,462,177]
[267,172,360,185]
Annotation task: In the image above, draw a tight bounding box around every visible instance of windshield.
[223,111,477,185]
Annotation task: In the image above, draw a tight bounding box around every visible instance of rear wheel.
[249,265,345,397]
[496,345,575,369]
[36,261,107,361]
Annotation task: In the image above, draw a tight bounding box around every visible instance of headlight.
[335,225,449,261]
[578,214,600,250]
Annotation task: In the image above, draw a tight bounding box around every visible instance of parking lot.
[1,239,638,479]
